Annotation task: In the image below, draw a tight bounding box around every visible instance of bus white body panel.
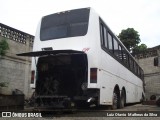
[99,50,143,105]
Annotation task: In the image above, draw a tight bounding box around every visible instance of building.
[0,23,34,98]
[135,45,160,100]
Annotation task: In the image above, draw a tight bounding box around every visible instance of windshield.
[40,8,90,41]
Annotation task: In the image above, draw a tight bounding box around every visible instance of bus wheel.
[112,92,118,110]
[120,90,125,108]
[141,93,145,103]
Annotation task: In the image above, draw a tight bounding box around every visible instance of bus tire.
[112,92,118,110]
[141,93,145,103]
[120,90,125,108]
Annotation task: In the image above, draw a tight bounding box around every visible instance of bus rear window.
[40,8,90,41]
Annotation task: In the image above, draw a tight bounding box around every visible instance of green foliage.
[118,28,140,52]
[0,38,9,56]
[0,39,9,87]
[0,82,8,87]
[133,44,147,54]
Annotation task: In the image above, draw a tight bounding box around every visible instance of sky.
[0,0,160,48]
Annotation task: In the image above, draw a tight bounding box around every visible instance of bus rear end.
[21,50,100,109]
[17,8,101,109]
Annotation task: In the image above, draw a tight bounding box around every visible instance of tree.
[118,28,140,52]
[0,38,9,88]
[0,38,9,56]
[132,44,147,54]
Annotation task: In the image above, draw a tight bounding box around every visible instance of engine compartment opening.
[36,53,88,98]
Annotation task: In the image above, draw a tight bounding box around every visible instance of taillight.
[90,68,97,83]
[31,70,35,84]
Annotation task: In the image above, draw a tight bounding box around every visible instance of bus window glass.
[41,25,68,40]
[137,66,140,77]
[70,22,88,36]
[118,45,123,60]
[113,38,118,57]
[129,57,134,70]
[100,23,104,45]
[103,27,108,48]
[122,47,126,62]
[134,63,137,74]
[108,32,113,52]
[141,69,144,79]
[126,54,129,67]
[123,51,129,66]
[40,8,90,40]
[128,56,130,68]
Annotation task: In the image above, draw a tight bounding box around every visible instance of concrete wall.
[136,48,160,100]
[0,23,34,98]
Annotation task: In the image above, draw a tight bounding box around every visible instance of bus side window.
[134,62,137,75]
[128,54,131,68]
[127,54,130,67]
[108,32,113,52]
[129,57,134,71]
[103,27,108,48]
[113,38,118,57]
[118,45,123,60]
[123,51,129,66]
[138,67,140,77]
[100,23,105,46]
[123,50,127,64]
[141,69,144,80]
[100,23,108,49]
[122,47,125,62]
[137,66,139,76]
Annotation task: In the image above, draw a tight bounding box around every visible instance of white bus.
[18,8,145,109]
